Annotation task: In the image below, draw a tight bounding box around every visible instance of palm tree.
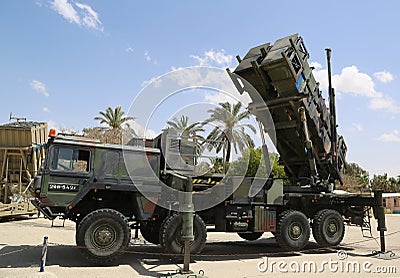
[94,106,135,129]
[167,115,204,136]
[204,102,256,164]
[166,115,205,155]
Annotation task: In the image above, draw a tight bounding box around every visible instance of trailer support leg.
[371,190,398,260]
[379,230,385,254]
[181,177,194,275]
[373,190,387,253]
[183,240,191,273]
[172,177,208,278]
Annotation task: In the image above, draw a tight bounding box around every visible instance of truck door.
[42,145,91,207]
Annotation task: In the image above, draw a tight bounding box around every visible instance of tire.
[158,216,171,248]
[75,214,85,231]
[161,213,207,254]
[140,221,160,244]
[76,209,130,263]
[312,209,344,247]
[275,210,310,251]
[238,232,264,241]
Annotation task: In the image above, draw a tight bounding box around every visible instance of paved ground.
[0,214,400,278]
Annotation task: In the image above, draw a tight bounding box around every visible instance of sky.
[0,0,399,177]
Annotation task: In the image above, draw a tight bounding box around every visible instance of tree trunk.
[225,141,231,165]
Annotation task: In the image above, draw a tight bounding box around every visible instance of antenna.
[9,112,27,122]
[326,48,342,185]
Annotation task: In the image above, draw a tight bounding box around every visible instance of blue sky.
[0,0,399,177]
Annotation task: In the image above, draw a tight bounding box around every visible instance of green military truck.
[32,34,386,263]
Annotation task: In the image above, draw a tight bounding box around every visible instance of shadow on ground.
[0,215,36,223]
[0,236,356,277]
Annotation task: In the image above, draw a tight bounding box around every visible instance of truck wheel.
[161,213,207,255]
[237,232,264,241]
[275,210,310,251]
[158,216,170,248]
[312,209,344,247]
[75,214,85,231]
[140,221,160,244]
[76,209,130,263]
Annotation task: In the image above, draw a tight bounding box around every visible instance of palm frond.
[94,106,135,130]
[204,101,257,163]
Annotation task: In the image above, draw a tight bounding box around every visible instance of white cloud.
[171,50,242,105]
[309,61,322,70]
[47,120,60,130]
[75,2,103,31]
[369,96,400,113]
[30,80,49,97]
[35,0,45,7]
[191,49,233,68]
[311,67,329,93]
[47,120,76,133]
[349,123,364,133]
[204,92,237,105]
[124,120,158,139]
[377,130,400,142]
[312,64,400,113]
[125,47,134,53]
[144,50,157,64]
[171,66,184,71]
[43,107,50,113]
[334,66,381,98]
[141,75,162,88]
[164,67,252,106]
[313,65,380,98]
[374,71,394,83]
[51,0,103,31]
[52,0,80,25]
[144,50,151,61]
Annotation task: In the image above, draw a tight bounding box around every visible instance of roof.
[0,121,47,129]
[382,193,400,198]
[51,135,160,153]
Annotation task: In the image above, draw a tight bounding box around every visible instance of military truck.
[32,34,386,263]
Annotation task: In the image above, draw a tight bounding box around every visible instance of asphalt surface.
[1,214,400,277]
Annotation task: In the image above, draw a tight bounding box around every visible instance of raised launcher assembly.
[232,34,346,186]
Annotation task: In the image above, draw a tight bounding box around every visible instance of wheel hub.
[326,221,338,236]
[289,223,302,240]
[94,226,114,246]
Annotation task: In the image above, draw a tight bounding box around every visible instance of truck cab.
[33,130,162,222]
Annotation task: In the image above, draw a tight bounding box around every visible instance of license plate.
[48,184,79,192]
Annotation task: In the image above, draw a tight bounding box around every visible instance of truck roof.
[50,134,161,154]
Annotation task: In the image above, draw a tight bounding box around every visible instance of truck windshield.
[51,147,90,172]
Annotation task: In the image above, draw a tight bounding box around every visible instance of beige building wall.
[383,196,400,212]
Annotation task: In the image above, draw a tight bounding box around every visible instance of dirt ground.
[1,214,400,278]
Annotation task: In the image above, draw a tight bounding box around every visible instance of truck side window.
[52,147,90,172]
[123,151,159,178]
[104,151,119,176]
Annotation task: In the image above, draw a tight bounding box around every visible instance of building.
[382,193,400,213]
